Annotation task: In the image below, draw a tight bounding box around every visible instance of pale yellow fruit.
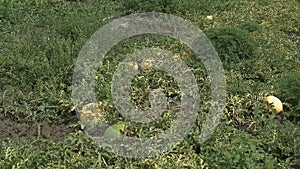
[127,61,139,71]
[141,58,154,70]
[80,102,106,129]
[206,15,213,20]
[172,54,181,61]
[263,96,283,113]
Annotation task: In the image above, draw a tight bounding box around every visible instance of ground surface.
[0,0,299,168]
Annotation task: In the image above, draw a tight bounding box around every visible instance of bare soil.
[0,113,78,142]
[0,85,79,142]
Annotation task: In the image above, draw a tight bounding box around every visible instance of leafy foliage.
[121,0,242,15]
[203,26,258,65]
[276,71,300,124]
[277,71,300,109]
[238,21,262,33]
[0,0,299,168]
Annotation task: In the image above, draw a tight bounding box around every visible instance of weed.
[203,26,258,66]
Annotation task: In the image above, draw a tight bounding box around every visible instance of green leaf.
[103,122,125,139]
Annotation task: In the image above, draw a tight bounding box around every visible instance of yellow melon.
[263,96,283,113]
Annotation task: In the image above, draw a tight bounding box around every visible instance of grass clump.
[277,72,300,112]
[122,0,174,14]
[204,26,258,66]
[0,0,10,21]
[238,21,262,33]
[121,0,242,16]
